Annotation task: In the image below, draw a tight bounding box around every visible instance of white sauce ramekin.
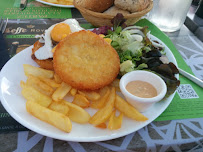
[120,70,167,112]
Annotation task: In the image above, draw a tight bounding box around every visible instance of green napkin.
[0,0,72,19]
[135,19,203,121]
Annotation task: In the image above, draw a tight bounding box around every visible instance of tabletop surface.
[0,2,203,152]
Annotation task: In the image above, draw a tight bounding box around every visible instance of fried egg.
[34,19,84,60]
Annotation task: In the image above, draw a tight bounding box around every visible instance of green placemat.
[0,0,72,19]
[135,19,203,121]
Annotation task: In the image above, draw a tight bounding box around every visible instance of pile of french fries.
[20,64,148,133]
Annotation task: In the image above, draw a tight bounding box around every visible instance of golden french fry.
[108,110,123,130]
[26,100,72,132]
[52,82,71,102]
[90,87,110,109]
[96,123,107,129]
[72,94,90,108]
[49,101,69,115]
[98,86,109,96]
[89,87,115,126]
[45,0,73,5]
[54,73,62,84]
[20,81,52,107]
[78,90,100,101]
[70,88,77,96]
[115,95,148,121]
[110,79,121,92]
[23,64,54,79]
[62,100,91,124]
[26,75,54,96]
[110,79,120,88]
[38,76,61,88]
[44,0,58,3]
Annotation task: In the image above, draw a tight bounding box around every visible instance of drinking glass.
[147,0,193,32]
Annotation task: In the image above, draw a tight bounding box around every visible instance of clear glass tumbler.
[147,0,193,32]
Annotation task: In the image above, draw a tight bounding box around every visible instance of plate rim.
[35,0,74,8]
[0,35,178,142]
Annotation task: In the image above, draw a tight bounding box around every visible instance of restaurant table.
[0,3,203,152]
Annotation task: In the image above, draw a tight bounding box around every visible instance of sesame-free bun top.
[115,0,150,13]
[53,30,120,90]
[76,0,114,12]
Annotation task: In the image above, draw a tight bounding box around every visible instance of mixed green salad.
[92,14,180,96]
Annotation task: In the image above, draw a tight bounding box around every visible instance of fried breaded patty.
[53,30,120,90]
[31,41,54,70]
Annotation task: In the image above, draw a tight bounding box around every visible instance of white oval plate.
[0,35,178,142]
[36,0,74,8]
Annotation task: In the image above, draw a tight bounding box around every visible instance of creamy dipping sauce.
[126,81,157,98]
